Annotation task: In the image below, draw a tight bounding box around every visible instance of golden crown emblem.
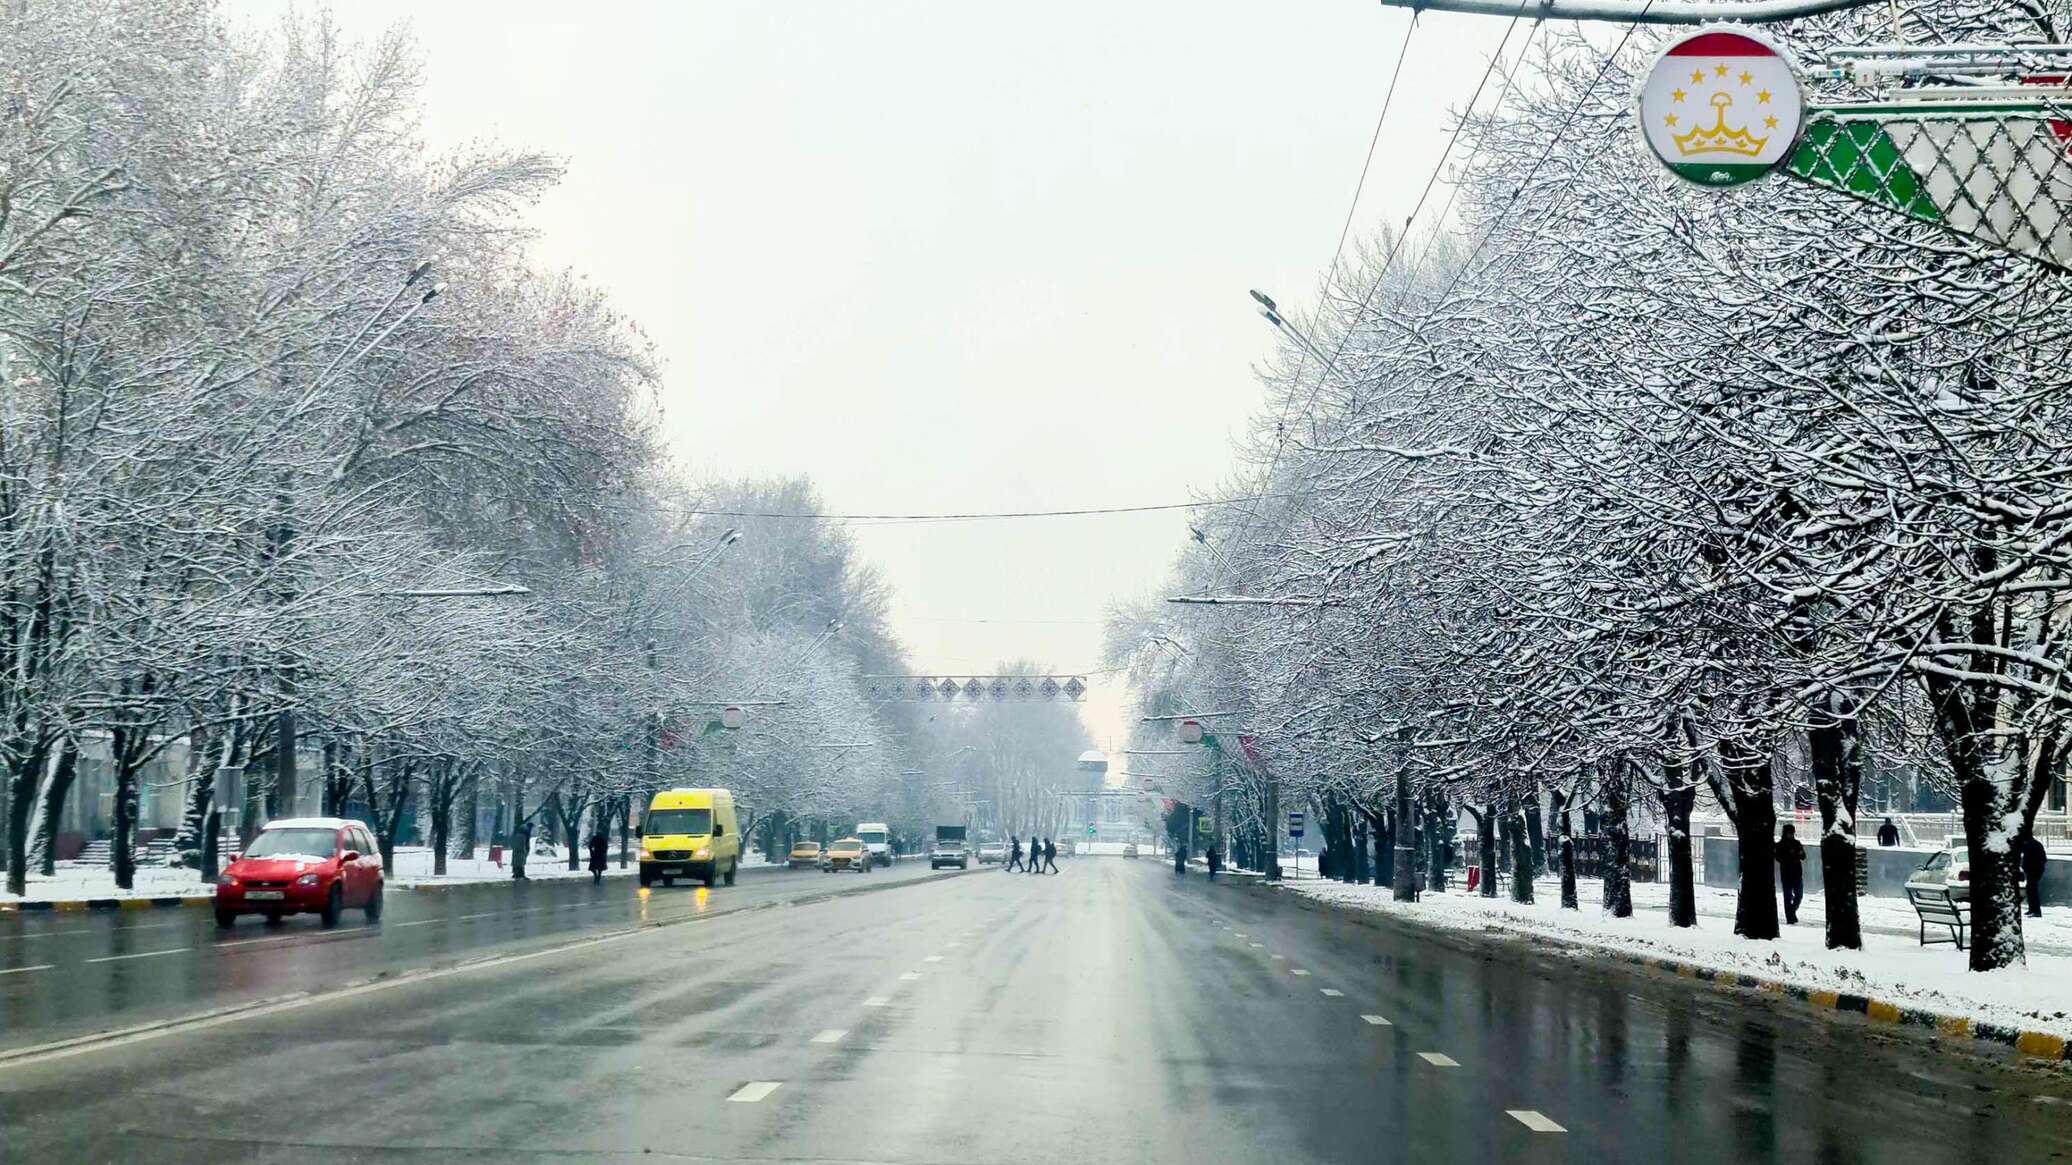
[1674,92,1768,157]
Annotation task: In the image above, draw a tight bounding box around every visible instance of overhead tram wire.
[480,491,1312,525]
[1199,3,1538,602]
[1195,11,1422,596]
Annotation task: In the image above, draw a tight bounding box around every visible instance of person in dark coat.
[1007,835,1024,873]
[1207,844,1221,879]
[1042,837,1059,874]
[2022,832,2048,918]
[587,831,610,885]
[1174,844,1187,875]
[1027,837,1044,875]
[1877,817,1899,847]
[1776,824,1807,924]
[511,820,533,881]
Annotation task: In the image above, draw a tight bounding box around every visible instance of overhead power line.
[623,493,1311,524]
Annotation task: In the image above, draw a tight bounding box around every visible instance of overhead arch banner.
[1637,28,1805,188]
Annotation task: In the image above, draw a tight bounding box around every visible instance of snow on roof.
[260,817,361,831]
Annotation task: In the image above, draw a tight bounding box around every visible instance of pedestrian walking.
[1042,837,1059,874]
[1877,817,1899,847]
[1777,824,1806,925]
[1007,835,1024,873]
[1207,844,1221,880]
[2022,831,2048,918]
[1174,844,1187,876]
[511,820,533,881]
[587,830,610,885]
[1027,837,1044,874]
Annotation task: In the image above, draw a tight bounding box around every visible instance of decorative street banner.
[1637,29,1804,188]
[864,675,1090,702]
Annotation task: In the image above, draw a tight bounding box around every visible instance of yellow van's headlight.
[639,845,654,860]
[694,847,711,859]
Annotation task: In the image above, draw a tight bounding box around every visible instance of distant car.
[215,817,383,929]
[1123,843,1139,859]
[788,841,822,870]
[1057,839,1076,856]
[976,841,1007,865]
[1907,847,1971,902]
[822,838,870,873]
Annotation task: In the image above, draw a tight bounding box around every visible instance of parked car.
[976,841,1007,865]
[787,841,822,870]
[822,837,870,873]
[215,817,383,929]
[1907,846,1971,902]
[1122,843,1139,859]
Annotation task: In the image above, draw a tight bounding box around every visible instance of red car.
[215,817,385,928]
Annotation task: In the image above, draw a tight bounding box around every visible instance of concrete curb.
[1282,885,2072,1068]
[1,895,212,913]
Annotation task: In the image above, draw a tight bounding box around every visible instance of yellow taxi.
[821,837,870,873]
[788,841,822,870]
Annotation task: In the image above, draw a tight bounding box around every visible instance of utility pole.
[1393,730,1417,901]
[1265,766,1280,882]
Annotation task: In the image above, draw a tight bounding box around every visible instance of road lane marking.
[85,948,190,964]
[1320,988,1343,997]
[899,972,921,981]
[1248,942,1263,948]
[1232,933,1246,938]
[1508,1110,1565,1133]
[390,919,442,928]
[1418,1052,1459,1067]
[1290,969,1310,976]
[0,964,53,975]
[810,1029,847,1044]
[1271,954,1286,961]
[945,941,961,948]
[1362,1014,1392,1026]
[862,997,890,1008]
[923,955,944,963]
[728,1082,782,1103]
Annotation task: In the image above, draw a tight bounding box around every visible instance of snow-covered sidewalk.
[1289,875,2072,1044]
[1,845,631,906]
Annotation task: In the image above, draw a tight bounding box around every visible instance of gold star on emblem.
[1664,114,1679,127]
[1757,89,1772,104]
[1739,71,1753,85]
[1691,69,1705,84]
[1715,63,1728,77]
[1764,115,1777,128]
[1672,88,1686,102]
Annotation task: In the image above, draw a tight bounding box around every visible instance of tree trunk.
[458,769,480,860]
[1392,755,1417,901]
[5,733,53,897]
[1602,770,1633,918]
[1425,803,1449,893]
[1810,701,1863,950]
[1725,743,1780,940]
[1470,803,1498,898]
[111,731,142,891]
[32,736,79,876]
[1508,797,1535,904]
[1663,754,1698,928]
[1551,789,1578,910]
[1525,799,1546,876]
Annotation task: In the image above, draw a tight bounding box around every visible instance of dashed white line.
[390,919,441,928]
[1508,1110,1565,1133]
[899,972,921,981]
[1248,942,1263,948]
[923,955,943,963]
[810,1029,847,1044]
[728,1081,782,1103]
[1232,933,1247,938]
[1319,988,1343,997]
[1290,969,1310,976]
[1417,1052,1459,1067]
[85,948,190,964]
[0,964,54,976]
[944,941,961,948]
[862,997,891,1008]
[1270,954,1286,961]
[1361,1014,1392,1026]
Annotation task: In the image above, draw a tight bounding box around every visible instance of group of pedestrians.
[1776,820,2051,925]
[1006,835,1060,874]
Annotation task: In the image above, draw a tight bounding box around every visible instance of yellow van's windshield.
[646,808,711,836]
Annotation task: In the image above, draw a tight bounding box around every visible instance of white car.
[1906,847,1971,902]
[976,842,1007,865]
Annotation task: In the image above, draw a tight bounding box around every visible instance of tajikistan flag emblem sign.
[1637,28,1805,188]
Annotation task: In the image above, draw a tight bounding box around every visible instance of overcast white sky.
[230,1,1512,750]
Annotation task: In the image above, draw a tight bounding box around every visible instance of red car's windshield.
[243,829,339,861]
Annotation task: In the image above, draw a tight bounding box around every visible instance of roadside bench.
[1906,886,1968,949]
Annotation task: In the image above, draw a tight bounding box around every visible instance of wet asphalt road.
[3,858,2070,1164]
[0,858,949,1055]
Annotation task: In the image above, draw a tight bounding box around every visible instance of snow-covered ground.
[1289,875,2072,1041]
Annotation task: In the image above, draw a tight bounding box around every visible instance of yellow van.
[638,788,741,888]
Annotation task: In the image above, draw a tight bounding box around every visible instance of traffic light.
[1086,824,1095,838]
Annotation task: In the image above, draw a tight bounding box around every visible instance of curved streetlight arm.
[1375,0,1879,24]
